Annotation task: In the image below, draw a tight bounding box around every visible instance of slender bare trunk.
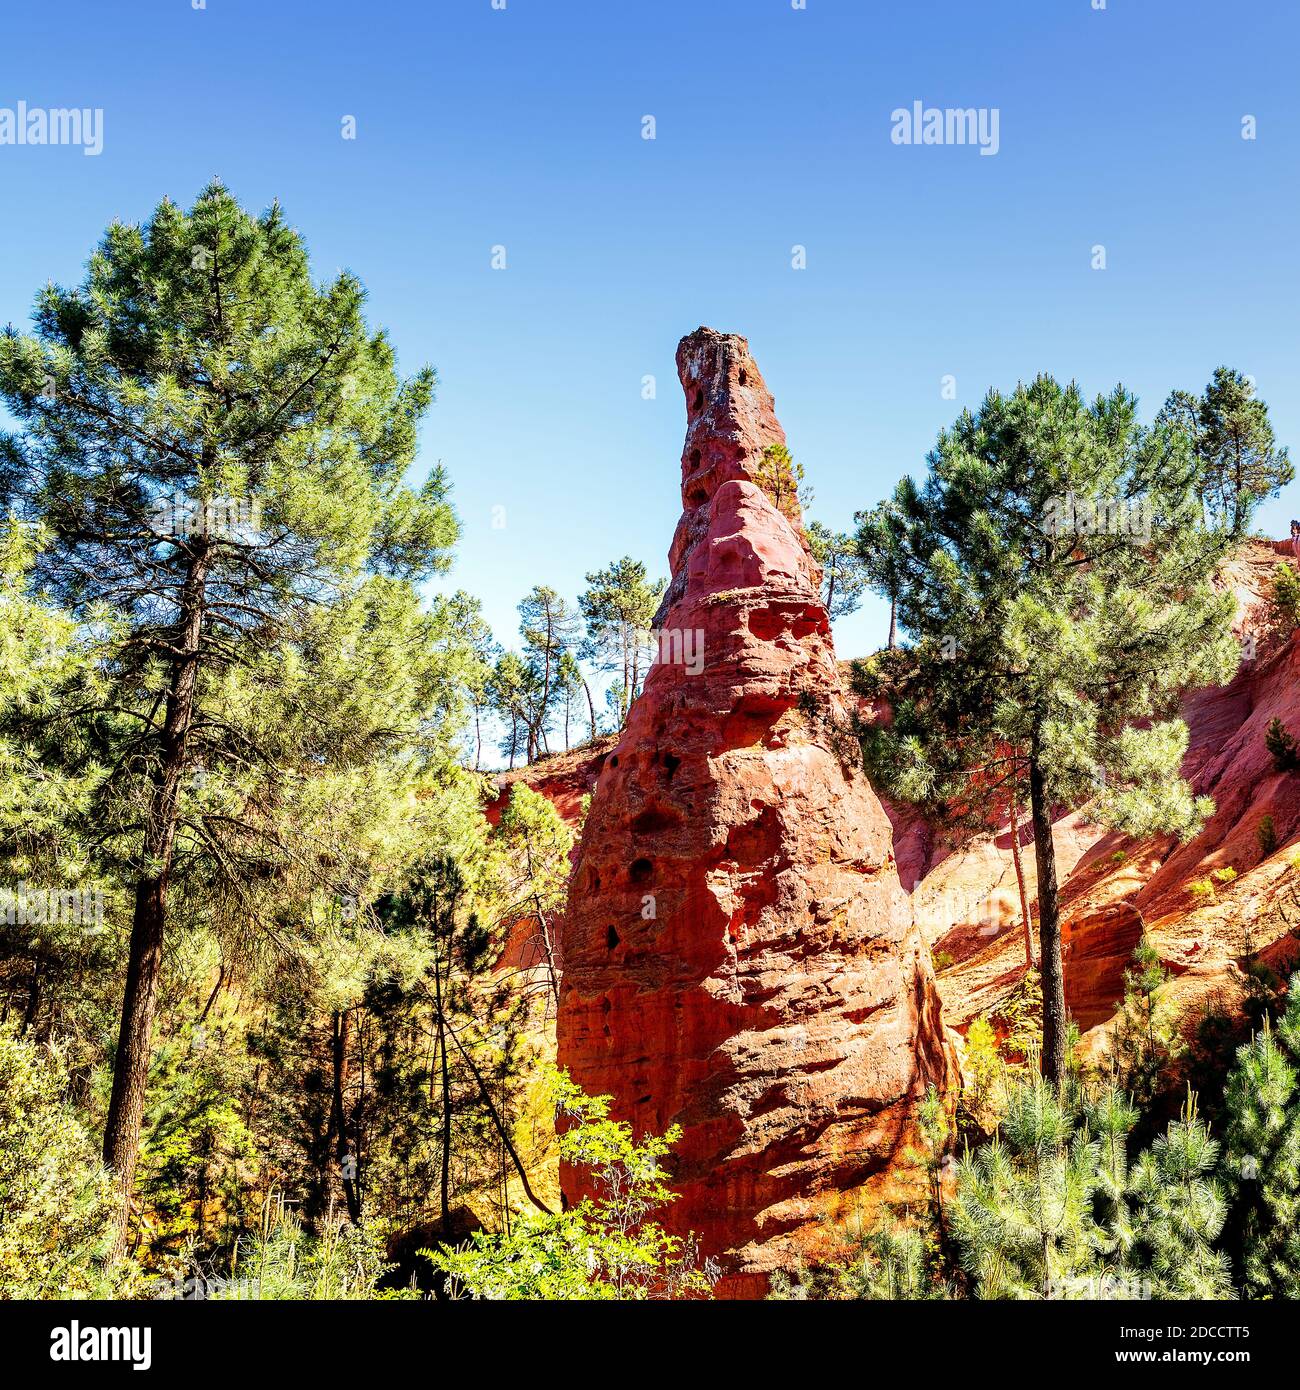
[433,951,453,1228]
[582,677,597,743]
[103,543,209,1255]
[330,1008,362,1223]
[1029,732,1066,1090]
[436,999,552,1214]
[1008,780,1036,970]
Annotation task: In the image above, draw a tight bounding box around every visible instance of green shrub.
[770,1221,948,1301]
[427,1069,714,1300]
[1269,561,1300,633]
[1266,716,1300,772]
[1187,877,1216,905]
[200,1199,398,1300]
[0,1024,137,1298]
[964,1016,1003,1122]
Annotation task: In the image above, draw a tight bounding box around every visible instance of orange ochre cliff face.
[554,328,957,1297]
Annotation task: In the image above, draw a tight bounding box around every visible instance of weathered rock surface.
[556,328,956,1297]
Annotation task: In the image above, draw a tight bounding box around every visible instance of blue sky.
[1,0,1297,665]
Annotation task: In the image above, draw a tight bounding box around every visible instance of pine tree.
[489,652,535,769]
[952,1073,1232,1300]
[1125,1094,1231,1298]
[578,558,664,730]
[517,585,582,760]
[445,591,499,771]
[1265,716,1300,772]
[1157,367,1293,531]
[0,184,466,1247]
[855,378,1240,1089]
[1267,561,1300,637]
[753,443,810,522]
[1108,937,1183,1109]
[951,1072,1103,1298]
[806,520,869,619]
[1220,975,1300,1297]
[855,497,904,648]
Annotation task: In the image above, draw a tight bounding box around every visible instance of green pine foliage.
[1125,1096,1232,1298]
[753,443,810,521]
[578,558,665,732]
[1107,938,1184,1109]
[1268,562,1300,637]
[0,1023,137,1297]
[769,1221,948,1301]
[1157,367,1294,531]
[1220,975,1300,1298]
[1266,716,1300,772]
[951,1073,1102,1298]
[806,520,870,619]
[950,1073,1231,1300]
[855,376,1241,1086]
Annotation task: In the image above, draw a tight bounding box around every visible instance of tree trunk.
[887,596,897,650]
[330,1008,362,1224]
[22,955,41,1032]
[103,543,209,1255]
[1029,734,1067,1091]
[434,1002,553,1214]
[1008,781,1036,970]
[433,953,453,1228]
[582,677,597,743]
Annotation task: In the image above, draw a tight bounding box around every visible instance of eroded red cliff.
[556,328,956,1296]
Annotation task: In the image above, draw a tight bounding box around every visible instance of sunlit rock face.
[556,328,956,1298]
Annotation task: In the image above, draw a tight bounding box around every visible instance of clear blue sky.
[2,0,1297,663]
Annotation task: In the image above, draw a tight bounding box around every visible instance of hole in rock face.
[687,486,707,506]
[629,857,652,883]
[630,805,682,836]
[738,367,748,386]
[790,604,829,639]
[689,447,701,468]
[606,924,621,949]
[748,606,786,641]
[609,754,618,768]
[662,752,681,780]
[693,389,704,412]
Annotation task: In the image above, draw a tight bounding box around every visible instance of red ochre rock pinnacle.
[556,328,957,1297]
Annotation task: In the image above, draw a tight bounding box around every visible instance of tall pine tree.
[856,378,1242,1088]
[0,184,465,1248]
